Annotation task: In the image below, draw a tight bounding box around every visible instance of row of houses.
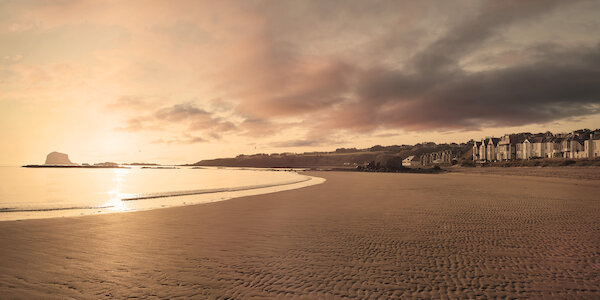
[473,132,600,162]
[420,150,453,166]
[402,150,455,167]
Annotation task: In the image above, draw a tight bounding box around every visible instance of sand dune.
[0,171,598,299]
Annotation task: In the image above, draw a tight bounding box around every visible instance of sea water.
[0,166,324,221]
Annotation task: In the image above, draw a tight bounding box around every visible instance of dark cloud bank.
[237,0,600,136]
[116,0,600,144]
[344,43,600,131]
[274,1,599,134]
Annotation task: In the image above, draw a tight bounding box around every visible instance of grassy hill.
[191,143,473,168]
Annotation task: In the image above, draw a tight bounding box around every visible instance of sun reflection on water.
[104,168,136,212]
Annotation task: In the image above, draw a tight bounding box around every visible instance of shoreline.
[22,165,129,169]
[0,174,325,222]
[0,170,598,298]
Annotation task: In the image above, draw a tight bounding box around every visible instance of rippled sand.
[451,166,600,180]
[0,170,598,299]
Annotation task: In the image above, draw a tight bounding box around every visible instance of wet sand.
[0,171,599,299]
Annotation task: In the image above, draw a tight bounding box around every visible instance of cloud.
[152,134,207,144]
[269,137,348,148]
[154,103,210,121]
[269,139,329,148]
[409,0,566,74]
[113,0,600,143]
[209,98,234,112]
[221,0,600,139]
[113,100,238,140]
[195,0,598,141]
[234,59,356,118]
[5,0,600,154]
[238,118,286,138]
[304,43,600,138]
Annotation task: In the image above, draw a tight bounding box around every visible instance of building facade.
[473,132,599,162]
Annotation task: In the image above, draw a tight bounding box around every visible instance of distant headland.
[190,128,600,170]
[22,152,158,168]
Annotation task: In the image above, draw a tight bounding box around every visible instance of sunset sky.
[1,0,599,165]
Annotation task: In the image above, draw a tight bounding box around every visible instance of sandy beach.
[1,170,599,299]
[450,166,600,181]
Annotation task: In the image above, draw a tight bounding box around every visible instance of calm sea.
[0,166,323,221]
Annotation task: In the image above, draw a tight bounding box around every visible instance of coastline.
[0,173,325,222]
[22,165,129,169]
[0,170,598,298]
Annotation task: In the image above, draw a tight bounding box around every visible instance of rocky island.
[23,152,128,168]
[44,151,77,165]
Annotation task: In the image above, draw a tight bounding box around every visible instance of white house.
[544,138,561,158]
[584,138,600,158]
[530,137,546,158]
[479,140,487,161]
[402,155,420,167]
[496,136,513,160]
[486,138,500,161]
[473,141,482,161]
[522,139,533,159]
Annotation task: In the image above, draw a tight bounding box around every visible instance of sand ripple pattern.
[0,171,598,299]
